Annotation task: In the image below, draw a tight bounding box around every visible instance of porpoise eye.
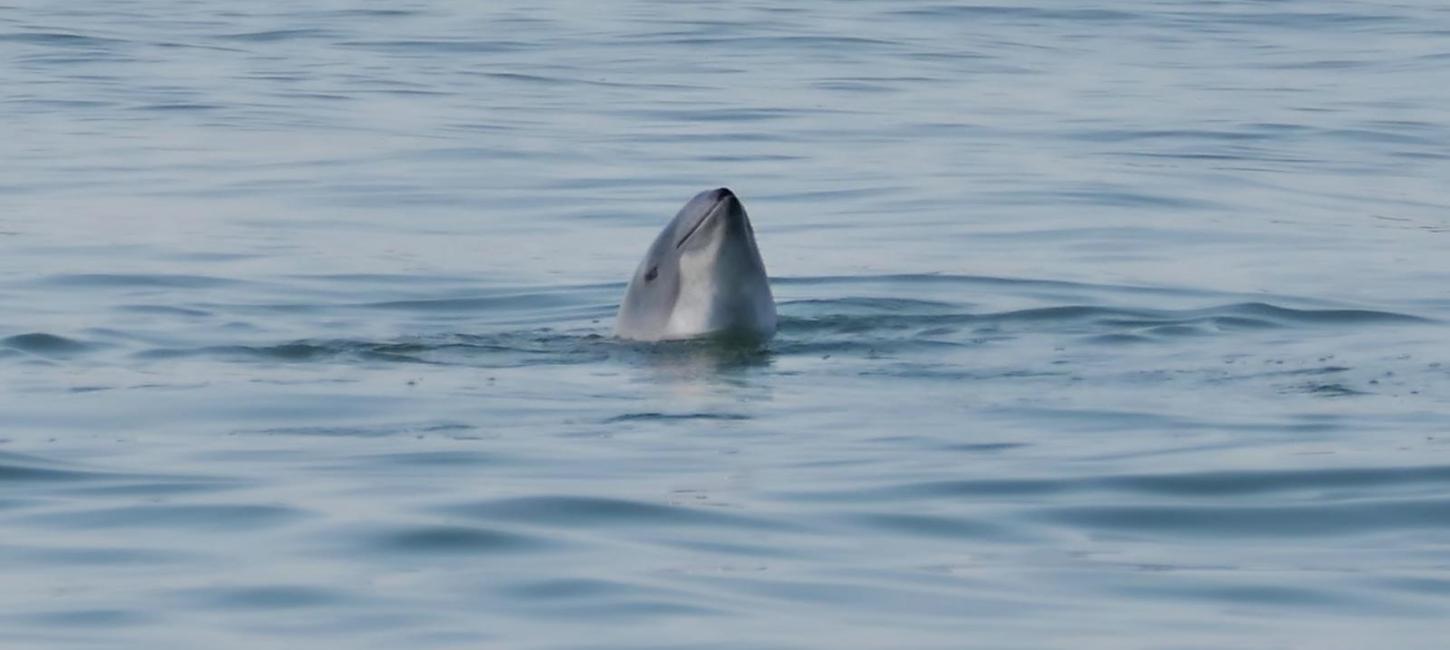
[644,266,658,282]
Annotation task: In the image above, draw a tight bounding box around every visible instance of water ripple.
[444,496,784,530]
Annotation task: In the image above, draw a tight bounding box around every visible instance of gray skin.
[614,187,776,342]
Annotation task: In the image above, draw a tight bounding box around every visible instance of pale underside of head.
[614,188,776,342]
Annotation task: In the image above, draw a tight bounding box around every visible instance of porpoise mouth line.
[675,197,728,249]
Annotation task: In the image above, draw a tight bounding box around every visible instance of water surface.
[3,1,1449,648]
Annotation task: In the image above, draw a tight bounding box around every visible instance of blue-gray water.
[4,1,1450,648]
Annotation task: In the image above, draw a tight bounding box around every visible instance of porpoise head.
[615,187,776,342]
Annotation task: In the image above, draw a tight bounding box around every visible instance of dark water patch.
[140,332,611,367]
[1288,382,1369,398]
[1107,465,1450,498]
[891,6,1140,23]
[1222,366,1353,382]
[1115,581,1354,609]
[347,450,506,468]
[1003,307,1136,322]
[58,479,242,498]
[1214,302,1431,325]
[1378,576,1450,596]
[605,412,750,423]
[116,304,212,317]
[944,442,1029,453]
[775,297,1429,345]
[444,496,781,530]
[23,503,306,531]
[0,31,128,47]
[690,574,1022,617]
[646,34,898,50]
[662,538,807,560]
[358,524,551,556]
[0,450,119,484]
[1002,188,1223,210]
[216,28,335,42]
[1083,333,1154,345]
[527,599,721,620]
[22,609,153,627]
[773,273,1234,299]
[628,107,835,124]
[337,39,534,54]
[844,512,1025,542]
[500,578,662,601]
[857,364,1070,381]
[781,305,1142,336]
[992,407,1261,434]
[0,462,104,482]
[1,333,96,357]
[136,342,362,363]
[35,273,239,289]
[1262,59,1379,72]
[467,71,700,91]
[780,297,964,314]
[1184,10,1406,31]
[1068,128,1284,144]
[333,8,422,17]
[180,585,349,611]
[0,544,182,566]
[238,421,473,439]
[288,272,479,285]
[130,103,222,112]
[1040,497,1450,538]
[797,465,1450,502]
[3,98,114,109]
[0,498,32,511]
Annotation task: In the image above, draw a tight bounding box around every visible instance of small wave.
[0,32,127,47]
[499,577,671,602]
[807,464,1450,502]
[177,585,350,611]
[605,412,750,423]
[138,332,610,367]
[354,524,554,556]
[891,6,1139,22]
[0,451,109,483]
[1039,497,1450,538]
[22,608,154,628]
[1286,382,1370,397]
[442,495,782,530]
[1,332,96,356]
[645,35,898,50]
[1211,302,1431,324]
[343,450,509,468]
[336,39,534,53]
[842,512,1026,542]
[117,304,212,317]
[34,273,240,289]
[22,503,307,531]
[236,421,474,439]
[215,28,336,42]
[776,297,1430,344]
[130,103,222,112]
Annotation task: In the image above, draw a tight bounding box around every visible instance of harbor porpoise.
[614,188,776,342]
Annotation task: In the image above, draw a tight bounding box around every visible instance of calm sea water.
[4,1,1450,648]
